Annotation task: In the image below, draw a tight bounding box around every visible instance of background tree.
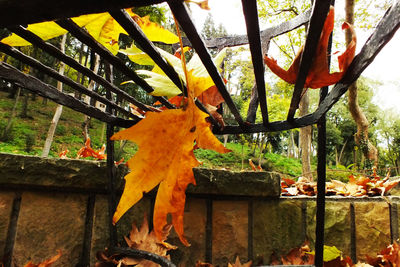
[201,13,227,39]
[345,0,378,169]
[41,34,67,157]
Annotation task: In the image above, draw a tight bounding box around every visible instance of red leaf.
[264,6,356,89]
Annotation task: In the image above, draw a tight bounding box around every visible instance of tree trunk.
[83,53,101,141]
[223,134,229,146]
[338,139,348,165]
[1,85,20,141]
[346,0,378,167]
[288,130,298,158]
[299,90,313,180]
[41,34,67,157]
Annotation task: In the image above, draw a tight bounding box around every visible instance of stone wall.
[0,153,398,267]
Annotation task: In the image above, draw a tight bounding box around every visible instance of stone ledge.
[191,168,280,197]
[0,153,281,197]
[0,153,110,192]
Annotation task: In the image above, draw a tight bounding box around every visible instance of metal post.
[105,63,118,247]
[315,103,326,267]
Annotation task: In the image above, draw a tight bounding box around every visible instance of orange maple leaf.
[58,149,69,159]
[76,137,106,160]
[264,6,357,89]
[111,73,230,245]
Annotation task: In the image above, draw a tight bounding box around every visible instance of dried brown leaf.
[122,216,177,267]
[227,256,252,267]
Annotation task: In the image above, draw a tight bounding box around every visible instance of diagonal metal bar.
[55,18,175,109]
[109,9,221,128]
[241,0,269,125]
[173,8,311,50]
[167,0,244,126]
[0,61,140,126]
[7,25,152,112]
[110,9,187,94]
[0,42,135,119]
[0,0,167,28]
[287,1,332,120]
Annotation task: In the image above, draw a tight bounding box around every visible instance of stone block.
[253,199,303,265]
[0,153,110,192]
[12,192,87,266]
[306,201,351,257]
[90,195,110,267]
[190,169,280,197]
[354,201,391,262]
[212,200,248,267]
[168,198,207,267]
[0,192,16,260]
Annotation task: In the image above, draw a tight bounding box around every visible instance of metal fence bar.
[8,25,152,112]
[287,1,331,120]
[167,0,244,126]
[0,62,137,126]
[110,9,186,94]
[0,42,135,118]
[241,0,269,125]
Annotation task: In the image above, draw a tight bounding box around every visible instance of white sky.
[188,0,400,113]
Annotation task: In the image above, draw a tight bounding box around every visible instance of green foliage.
[55,125,67,136]
[263,152,303,177]
[0,121,14,142]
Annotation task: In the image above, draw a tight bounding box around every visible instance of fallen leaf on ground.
[76,137,106,160]
[282,172,400,197]
[58,149,69,159]
[122,216,177,267]
[366,241,400,266]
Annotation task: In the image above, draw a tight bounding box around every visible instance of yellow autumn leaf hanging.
[111,77,230,245]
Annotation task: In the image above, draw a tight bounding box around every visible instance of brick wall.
[0,153,398,266]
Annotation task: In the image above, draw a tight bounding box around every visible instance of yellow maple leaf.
[111,73,230,245]
[132,14,179,44]
[1,10,178,55]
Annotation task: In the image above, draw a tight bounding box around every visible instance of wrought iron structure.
[0,0,399,266]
